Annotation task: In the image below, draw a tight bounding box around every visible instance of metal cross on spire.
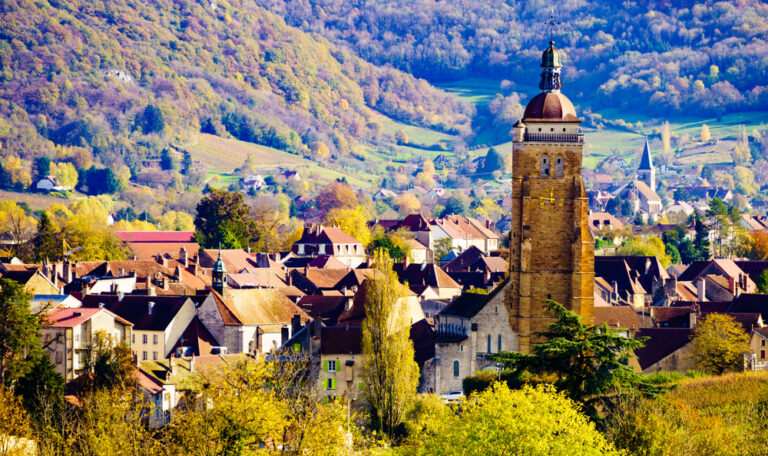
[546,7,562,41]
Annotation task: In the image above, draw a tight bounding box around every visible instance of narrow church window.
[487,335,491,353]
[554,155,564,177]
[540,154,550,177]
[498,334,502,351]
[453,360,460,377]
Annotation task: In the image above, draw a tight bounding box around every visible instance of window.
[498,334,502,351]
[762,350,766,359]
[460,345,464,352]
[487,335,491,353]
[453,360,460,378]
[132,334,135,343]
[142,334,148,344]
[328,360,336,372]
[762,340,766,347]
[153,334,158,345]
[142,351,148,361]
[153,351,158,361]
[325,378,336,390]
[540,154,550,177]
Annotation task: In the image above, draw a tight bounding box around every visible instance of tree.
[0,385,31,454]
[483,147,505,174]
[395,129,409,145]
[50,161,78,189]
[316,181,357,215]
[660,121,672,165]
[194,189,256,249]
[692,313,749,375]
[79,166,118,195]
[0,201,36,259]
[15,355,64,424]
[701,123,711,142]
[489,300,657,418]
[137,104,164,134]
[616,235,672,267]
[395,193,420,217]
[433,237,454,263]
[408,383,622,456]
[440,196,467,217]
[324,205,372,246]
[362,249,419,438]
[34,156,51,181]
[312,141,330,159]
[160,148,177,171]
[32,212,61,262]
[0,279,43,385]
[752,231,768,260]
[673,187,690,202]
[756,269,768,294]
[693,211,711,261]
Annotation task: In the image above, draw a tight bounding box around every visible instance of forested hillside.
[253,0,768,116]
[0,0,472,183]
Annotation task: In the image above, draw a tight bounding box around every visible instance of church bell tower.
[506,41,594,354]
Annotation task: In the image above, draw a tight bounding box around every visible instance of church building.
[504,41,595,353]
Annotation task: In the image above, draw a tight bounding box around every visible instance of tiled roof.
[296,295,348,326]
[729,294,768,322]
[126,242,200,261]
[45,307,131,328]
[222,288,310,326]
[594,306,644,329]
[297,225,361,245]
[440,280,508,319]
[652,307,694,328]
[320,326,362,355]
[116,231,195,243]
[443,246,485,272]
[308,255,348,269]
[394,263,461,289]
[82,295,190,331]
[169,316,220,356]
[301,268,353,289]
[634,328,694,370]
[632,181,661,203]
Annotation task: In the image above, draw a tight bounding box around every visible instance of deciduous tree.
[692,313,750,375]
[324,205,372,246]
[0,279,43,385]
[362,249,419,438]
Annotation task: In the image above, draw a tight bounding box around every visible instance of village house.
[420,283,517,395]
[82,294,196,362]
[41,307,133,381]
[430,215,500,254]
[291,224,366,268]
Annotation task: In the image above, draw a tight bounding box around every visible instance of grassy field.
[185,133,377,189]
[0,189,75,210]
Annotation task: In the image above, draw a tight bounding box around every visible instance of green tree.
[0,279,43,385]
[15,354,64,424]
[137,104,165,134]
[757,270,768,294]
[440,196,467,217]
[34,156,51,181]
[693,211,711,261]
[692,313,750,375]
[181,150,193,175]
[408,383,622,456]
[362,249,419,439]
[483,147,505,174]
[194,189,256,249]
[32,212,61,262]
[433,237,454,263]
[159,148,177,171]
[489,300,657,418]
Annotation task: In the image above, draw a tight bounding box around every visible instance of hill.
[252,0,768,117]
[0,0,472,190]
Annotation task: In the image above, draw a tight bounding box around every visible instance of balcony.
[524,132,583,143]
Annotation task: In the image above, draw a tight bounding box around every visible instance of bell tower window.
[554,155,564,177]
[540,154,550,177]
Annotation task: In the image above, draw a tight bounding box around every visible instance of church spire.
[539,41,562,93]
[637,137,656,189]
[639,137,653,170]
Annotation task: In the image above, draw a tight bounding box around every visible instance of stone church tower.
[505,41,594,354]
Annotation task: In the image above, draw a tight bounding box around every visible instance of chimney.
[63,260,70,283]
[689,310,697,329]
[189,355,195,372]
[148,301,155,315]
[291,314,302,336]
[169,355,175,375]
[179,247,188,266]
[175,265,183,281]
[162,276,169,291]
[118,268,125,277]
[286,270,292,287]
[345,297,353,311]
[728,276,736,295]
[645,258,652,274]
[486,219,491,229]
[403,254,410,269]
[697,277,706,302]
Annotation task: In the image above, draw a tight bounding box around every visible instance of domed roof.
[541,40,562,68]
[522,92,579,122]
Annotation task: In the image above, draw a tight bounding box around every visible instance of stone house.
[420,283,518,395]
[291,224,366,268]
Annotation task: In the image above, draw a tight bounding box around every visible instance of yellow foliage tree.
[701,124,711,142]
[50,161,78,189]
[692,313,750,374]
[0,201,36,258]
[158,211,195,231]
[395,192,421,216]
[324,205,373,246]
[313,141,330,159]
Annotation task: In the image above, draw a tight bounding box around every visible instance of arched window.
[498,334,502,351]
[554,155,565,177]
[453,360,460,378]
[540,154,550,177]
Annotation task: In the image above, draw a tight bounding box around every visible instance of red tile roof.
[116,231,195,243]
[45,307,131,328]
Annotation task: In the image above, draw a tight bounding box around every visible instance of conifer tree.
[361,249,419,438]
[33,212,61,262]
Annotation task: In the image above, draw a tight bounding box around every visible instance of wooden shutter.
[323,360,328,372]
